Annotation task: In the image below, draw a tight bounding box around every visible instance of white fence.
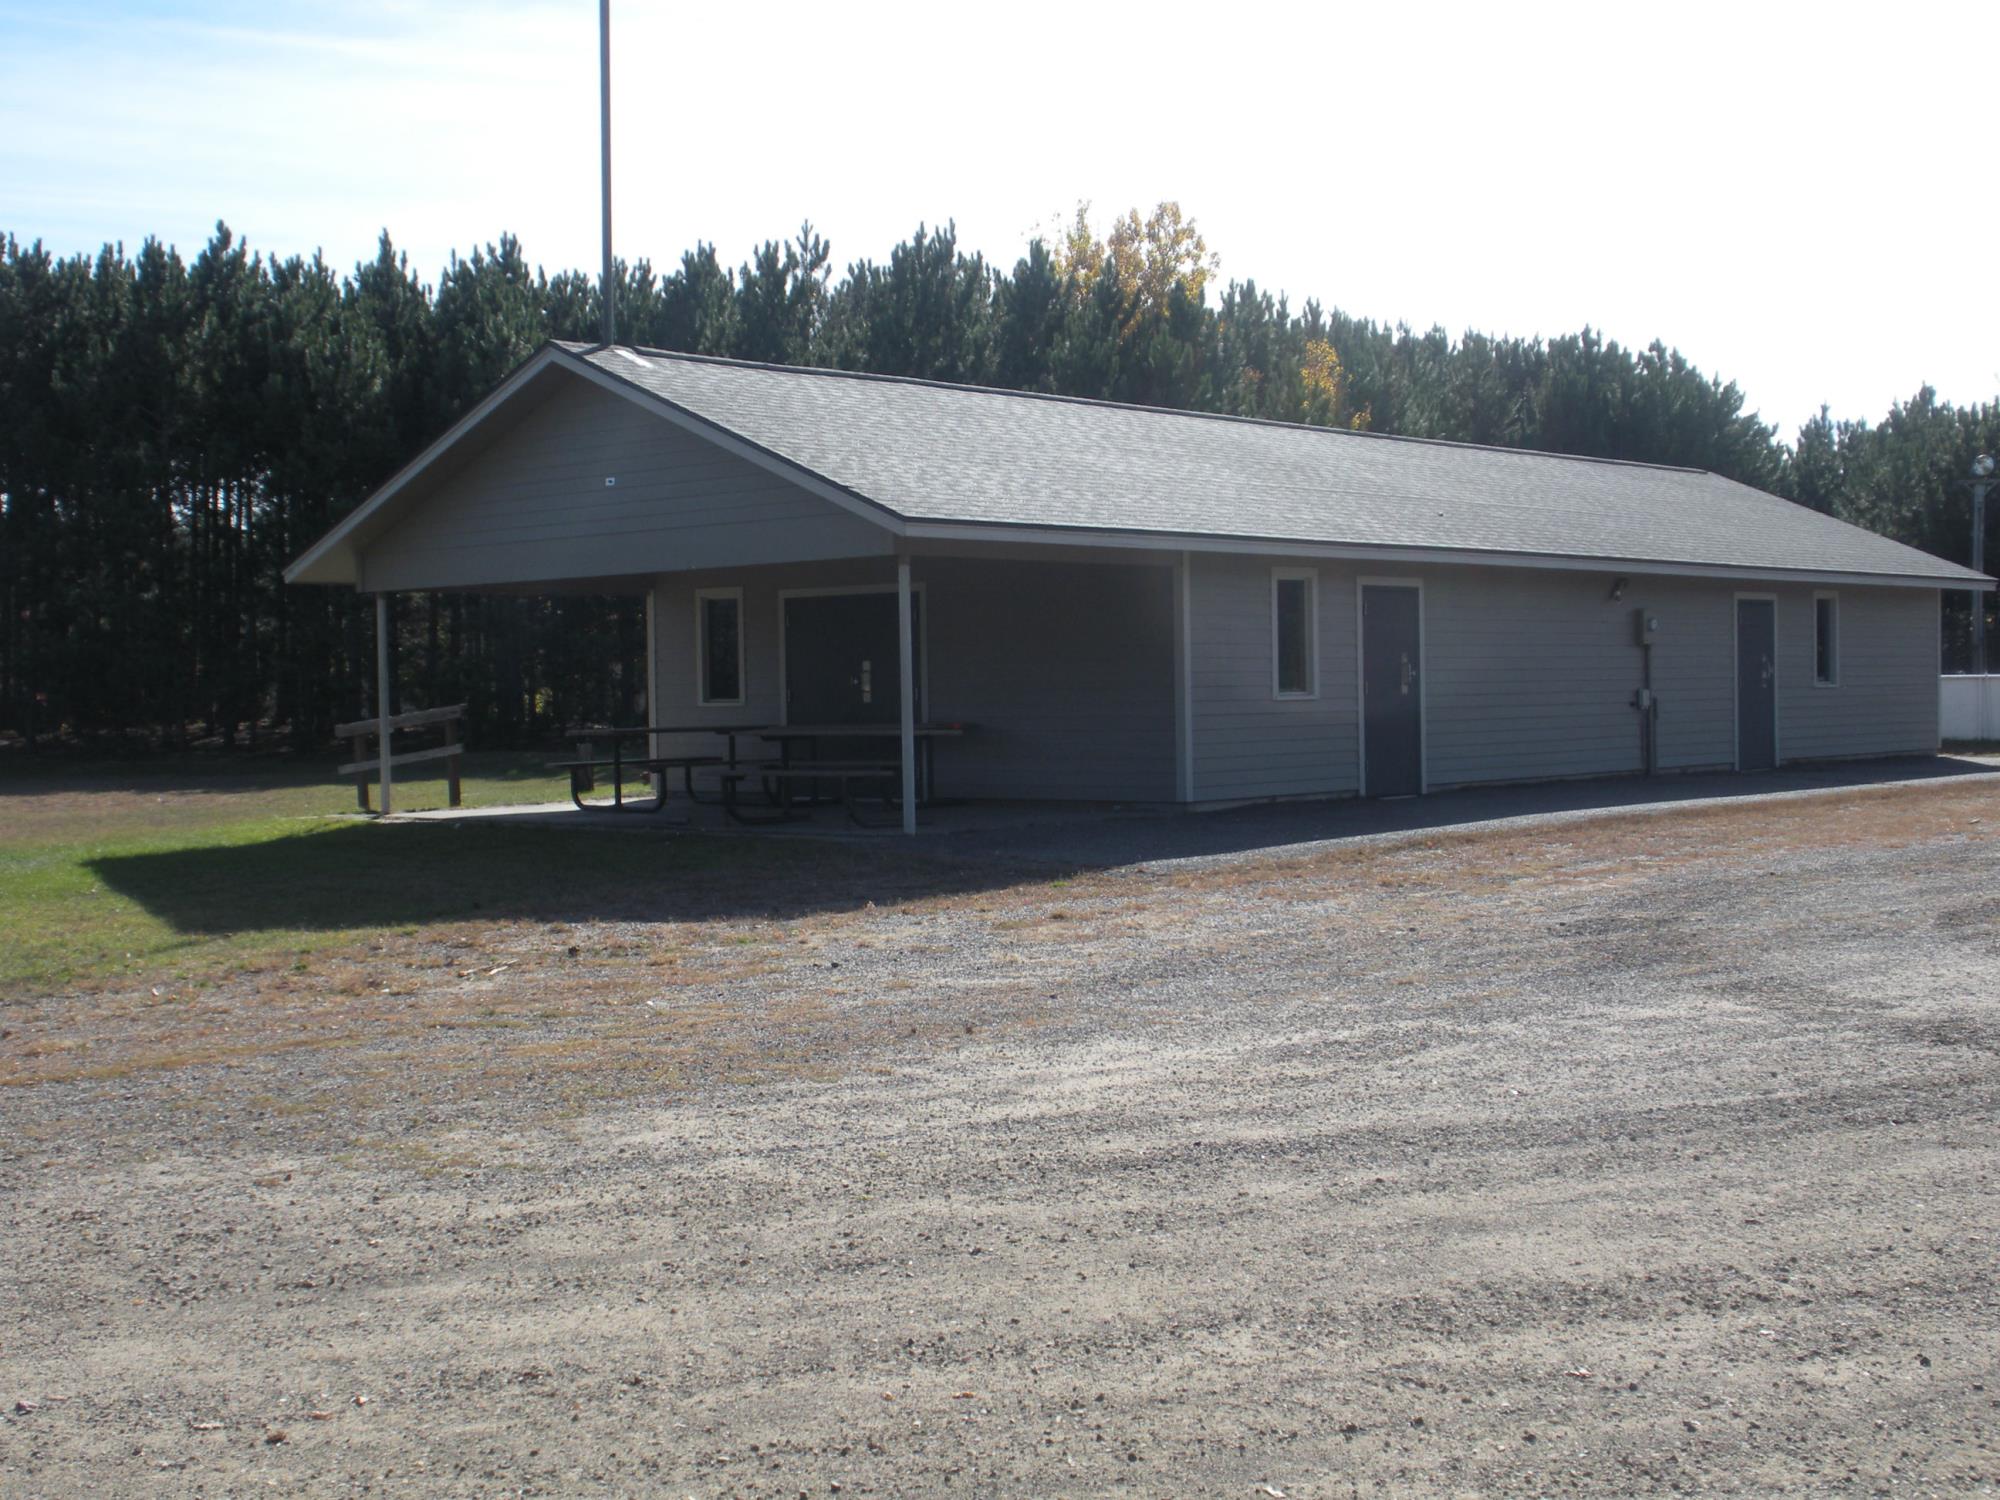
[1941,675,2000,741]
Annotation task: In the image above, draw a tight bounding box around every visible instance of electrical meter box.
[1635,608,1660,645]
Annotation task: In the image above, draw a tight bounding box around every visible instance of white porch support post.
[644,584,661,760]
[897,557,917,835]
[1174,550,1194,803]
[374,592,393,817]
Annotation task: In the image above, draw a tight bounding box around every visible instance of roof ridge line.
[559,340,1714,478]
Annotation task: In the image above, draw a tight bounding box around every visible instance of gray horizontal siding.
[924,558,1175,801]
[650,555,1176,802]
[359,375,889,592]
[1645,580,1736,772]
[1189,554,1356,801]
[1191,559,1941,799]
[1777,586,1938,759]
[1425,570,1646,785]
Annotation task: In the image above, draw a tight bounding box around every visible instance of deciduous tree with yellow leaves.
[1053,200,1219,338]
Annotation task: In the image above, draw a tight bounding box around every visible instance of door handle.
[1399,654,1414,695]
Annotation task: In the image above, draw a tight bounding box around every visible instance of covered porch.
[369,543,1186,833]
[643,548,1182,820]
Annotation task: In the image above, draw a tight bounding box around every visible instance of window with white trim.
[696,588,744,704]
[1272,569,1318,697]
[1813,592,1838,686]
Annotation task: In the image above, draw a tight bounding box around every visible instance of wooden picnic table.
[643,723,771,770]
[759,723,967,806]
[556,722,771,812]
[557,722,969,821]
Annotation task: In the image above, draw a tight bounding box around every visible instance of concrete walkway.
[1016,753,2000,872]
[385,754,2000,872]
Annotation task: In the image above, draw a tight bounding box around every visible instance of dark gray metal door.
[782,592,919,725]
[1736,597,1777,771]
[1361,584,1423,796]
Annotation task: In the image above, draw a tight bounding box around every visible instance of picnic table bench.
[554,721,773,813]
[549,751,722,812]
[760,723,967,805]
[719,760,903,827]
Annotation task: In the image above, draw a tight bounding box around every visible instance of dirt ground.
[5,776,2000,1496]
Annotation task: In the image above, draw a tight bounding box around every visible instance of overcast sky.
[5,0,1997,436]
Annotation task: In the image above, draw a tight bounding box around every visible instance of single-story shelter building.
[288,340,1993,830]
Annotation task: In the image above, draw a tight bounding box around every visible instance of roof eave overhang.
[287,341,1990,596]
[900,519,1995,591]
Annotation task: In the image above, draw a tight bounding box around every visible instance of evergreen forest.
[2,204,1995,751]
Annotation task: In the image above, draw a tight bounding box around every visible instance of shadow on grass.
[87,820,1004,935]
[88,755,2000,937]
[0,749,561,797]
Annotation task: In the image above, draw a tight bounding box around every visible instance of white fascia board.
[900,520,1991,591]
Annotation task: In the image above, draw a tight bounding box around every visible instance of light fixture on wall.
[1609,576,1629,601]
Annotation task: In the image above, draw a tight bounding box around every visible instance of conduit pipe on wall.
[1631,603,1660,775]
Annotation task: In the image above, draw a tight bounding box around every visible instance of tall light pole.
[1976,453,1995,673]
[599,0,614,347]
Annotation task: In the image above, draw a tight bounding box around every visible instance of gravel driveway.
[4,775,1999,1496]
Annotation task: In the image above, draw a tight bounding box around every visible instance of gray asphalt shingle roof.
[571,342,1978,585]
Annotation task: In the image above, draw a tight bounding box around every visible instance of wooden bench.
[718,761,902,826]
[337,703,466,813]
[549,754,722,813]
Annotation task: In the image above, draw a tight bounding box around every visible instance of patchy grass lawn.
[0,751,1026,1010]
[0,753,782,998]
